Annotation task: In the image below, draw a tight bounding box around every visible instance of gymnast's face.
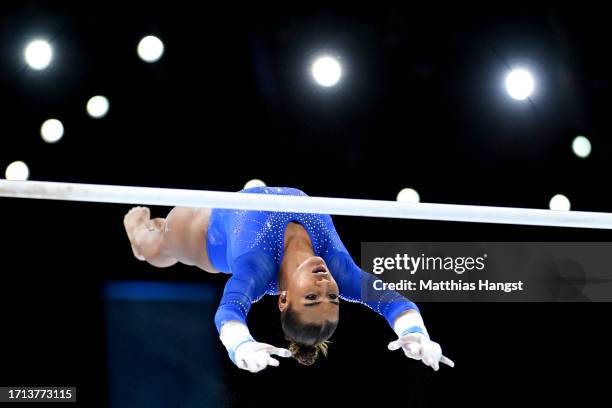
[280,256,340,324]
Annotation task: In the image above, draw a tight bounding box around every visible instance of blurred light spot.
[505,69,534,100]
[87,95,109,118]
[549,194,571,211]
[137,35,164,63]
[572,135,591,159]
[24,39,52,70]
[396,188,420,203]
[5,161,29,180]
[311,56,342,87]
[40,119,64,143]
[244,179,266,189]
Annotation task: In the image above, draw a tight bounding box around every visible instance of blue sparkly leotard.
[207,186,419,333]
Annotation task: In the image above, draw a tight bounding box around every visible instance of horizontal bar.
[0,179,611,229]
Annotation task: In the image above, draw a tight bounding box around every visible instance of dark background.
[0,2,610,407]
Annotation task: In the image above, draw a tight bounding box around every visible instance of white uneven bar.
[1,179,612,229]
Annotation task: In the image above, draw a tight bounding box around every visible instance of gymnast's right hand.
[389,310,454,371]
[219,320,291,373]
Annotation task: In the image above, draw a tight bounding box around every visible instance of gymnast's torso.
[206,186,343,283]
[207,186,418,332]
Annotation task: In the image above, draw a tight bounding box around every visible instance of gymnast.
[122,186,453,373]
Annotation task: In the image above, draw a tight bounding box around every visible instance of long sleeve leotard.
[206,186,419,333]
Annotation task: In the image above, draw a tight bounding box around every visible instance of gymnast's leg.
[123,206,219,272]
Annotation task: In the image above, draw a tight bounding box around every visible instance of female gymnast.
[123,186,454,373]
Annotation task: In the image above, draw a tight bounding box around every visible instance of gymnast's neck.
[278,222,315,290]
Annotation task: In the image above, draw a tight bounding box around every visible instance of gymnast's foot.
[123,206,151,261]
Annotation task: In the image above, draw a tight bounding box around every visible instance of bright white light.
[311,56,342,87]
[244,179,266,189]
[572,135,591,159]
[24,40,52,70]
[549,194,571,211]
[5,161,30,180]
[396,188,420,204]
[86,95,110,118]
[137,35,164,63]
[40,119,64,143]
[505,69,534,100]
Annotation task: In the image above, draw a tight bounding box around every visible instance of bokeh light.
[396,188,420,203]
[5,161,30,180]
[86,95,110,118]
[505,69,534,100]
[24,39,52,70]
[572,135,591,159]
[40,119,64,143]
[549,194,571,211]
[244,179,266,189]
[137,35,164,63]
[311,56,342,87]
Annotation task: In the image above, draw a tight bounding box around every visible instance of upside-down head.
[278,256,339,365]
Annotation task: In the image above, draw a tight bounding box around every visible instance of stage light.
[549,194,570,211]
[311,56,342,87]
[40,119,64,143]
[572,135,591,159]
[5,161,29,180]
[244,179,266,189]
[396,188,420,204]
[137,35,164,63]
[505,69,534,100]
[24,39,52,70]
[86,95,109,118]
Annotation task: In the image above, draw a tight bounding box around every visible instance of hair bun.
[288,341,330,366]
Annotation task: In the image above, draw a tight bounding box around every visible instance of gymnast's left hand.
[234,341,292,373]
[388,332,454,371]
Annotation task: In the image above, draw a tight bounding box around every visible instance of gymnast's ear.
[278,290,288,312]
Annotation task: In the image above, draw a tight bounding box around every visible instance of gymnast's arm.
[329,252,422,330]
[330,252,454,370]
[214,252,291,372]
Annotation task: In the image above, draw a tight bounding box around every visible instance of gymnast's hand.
[234,341,292,373]
[219,321,291,373]
[388,310,454,371]
[388,332,454,371]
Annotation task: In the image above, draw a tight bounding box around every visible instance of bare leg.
[123,206,178,268]
[123,205,218,272]
[162,206,219,273]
